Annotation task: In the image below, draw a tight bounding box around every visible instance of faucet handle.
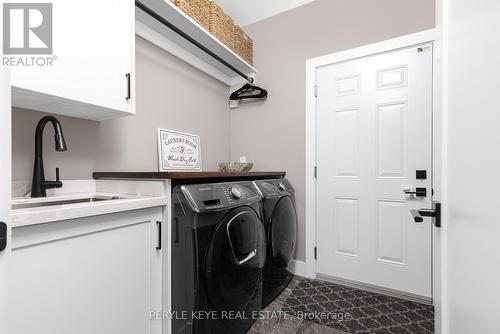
[41,168,63,190]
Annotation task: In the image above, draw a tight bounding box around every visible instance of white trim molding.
[306,29,437,69]
[304,29,437,279]
[288,260,308,278]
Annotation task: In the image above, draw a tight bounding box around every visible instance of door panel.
[377,200,407,265]
[316,44,433,298]
[334,198,359,257]
[377,102,406,178]
[334,108,359,177]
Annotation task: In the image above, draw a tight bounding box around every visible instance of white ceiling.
[216,0,315,27]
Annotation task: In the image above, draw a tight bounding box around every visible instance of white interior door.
[444,0,500,332]
[316,44,433,298]
[0,68,12,332]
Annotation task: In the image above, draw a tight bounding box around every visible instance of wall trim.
[304,28,437,280]
[288,260,308,278]
[317,273,433,305]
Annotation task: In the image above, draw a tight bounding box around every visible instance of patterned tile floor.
[247,277,434,334]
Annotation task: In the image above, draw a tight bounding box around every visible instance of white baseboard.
[288,260,308,277]
[316,273,432,305]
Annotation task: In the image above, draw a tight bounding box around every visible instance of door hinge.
[314,166,317,179]
[314,85,318,98]
[314,246,317,260]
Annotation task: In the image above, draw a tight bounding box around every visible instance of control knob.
[230,186,242,199]
[277,182,286,191]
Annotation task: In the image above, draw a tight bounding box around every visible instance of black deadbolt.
[416,170,427,180]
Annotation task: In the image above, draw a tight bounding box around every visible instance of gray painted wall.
[12,107,100,182]
[230,0,436,262]
[12,36,230,181]
[96,37,230,172]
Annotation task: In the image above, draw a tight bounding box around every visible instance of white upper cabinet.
[10,0,135,121]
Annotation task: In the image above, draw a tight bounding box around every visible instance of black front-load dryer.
[172,181,266,334]
[253,179,297,307]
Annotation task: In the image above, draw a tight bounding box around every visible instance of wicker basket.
[172,0,252,63]
[173,0,234,49]
[172,0,210,29]
[206,0,234,49]
[234,25,253,65]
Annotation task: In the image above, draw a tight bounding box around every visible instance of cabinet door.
[9,208,162,334]
[11,0,135,120]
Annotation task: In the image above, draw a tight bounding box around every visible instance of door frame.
[305,29,438,284]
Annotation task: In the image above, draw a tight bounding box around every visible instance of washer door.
[205,207,266,311]
[268,196,297,268]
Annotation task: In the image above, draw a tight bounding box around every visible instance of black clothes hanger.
[230,83,268,101]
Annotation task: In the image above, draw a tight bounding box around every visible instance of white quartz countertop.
[11,192,168,228]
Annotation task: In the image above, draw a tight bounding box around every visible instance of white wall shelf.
[136,0,257,86]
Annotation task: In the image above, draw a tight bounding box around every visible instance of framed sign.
[157,129,202,171]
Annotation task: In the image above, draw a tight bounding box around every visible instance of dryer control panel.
[180,182,261,212]
[253,179,294,198]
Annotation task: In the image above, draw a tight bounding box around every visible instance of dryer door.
[205,206,266,312]
[268,196,297,268]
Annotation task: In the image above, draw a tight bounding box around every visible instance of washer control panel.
[180,182,261,212]
[229,186,242,199]
[221,184,258,204]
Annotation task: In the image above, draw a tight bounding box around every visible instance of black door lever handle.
[411,202,441,227]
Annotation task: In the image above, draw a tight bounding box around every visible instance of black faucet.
[31,116,68,197]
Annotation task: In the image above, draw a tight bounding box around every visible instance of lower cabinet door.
[9,208,162,334]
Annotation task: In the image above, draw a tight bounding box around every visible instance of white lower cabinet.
[9,207,162,334]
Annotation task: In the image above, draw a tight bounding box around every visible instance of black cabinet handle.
[174,217,179,243]
[0,222,7,252]
[156,221,161,250]
[125,73,131,101]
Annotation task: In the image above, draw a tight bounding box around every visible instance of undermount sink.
[12,196,124,210]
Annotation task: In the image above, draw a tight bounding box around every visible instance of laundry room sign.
[157,129,202,171]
